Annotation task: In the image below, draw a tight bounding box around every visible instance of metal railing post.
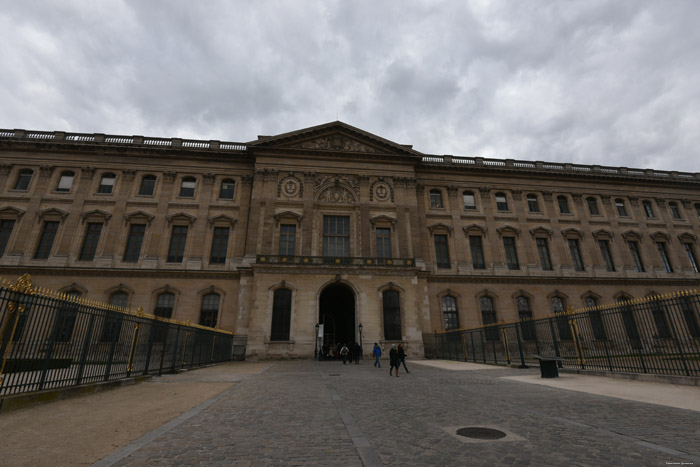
[514,323,526,368]
[143,322,155,375]
[548,318,562,368]
[171,325,180,372]
[126,323,141,378]
[75,313,96,385]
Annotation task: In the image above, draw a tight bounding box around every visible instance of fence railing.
[425,291,700,377]
[0,274,233,396]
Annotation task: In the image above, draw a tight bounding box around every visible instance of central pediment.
[247,121,422,158]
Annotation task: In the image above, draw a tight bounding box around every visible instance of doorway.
[319,283,355,349]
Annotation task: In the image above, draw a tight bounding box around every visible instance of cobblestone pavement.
[105,360,700,466]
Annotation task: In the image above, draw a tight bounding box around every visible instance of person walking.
[389,344,399,377]
[398,343,409,373]
[373,343,382,368]
[353,342,361,364]
[340,343,349,364]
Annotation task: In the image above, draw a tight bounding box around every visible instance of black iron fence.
[426,291,700,377]
[0,274,233,396]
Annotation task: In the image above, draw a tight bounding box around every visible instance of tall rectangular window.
[322,216,350,257]
[598,239,615,271]
[628,240,645,272]
[376,227,391,258]
[469,235,485,269]
[434,234,450,269]
[503,237,519,270]
[34,221,59,259]
[79,222,103,261]
[536,238,552,271]
[656,242,673,272]
[684,243,699,273]
[209,227,230,264]
[279,225,296,256]
[167,225,188,263]
[587,197,599,215]
[123,224,145,262]
[0,220,15,257]
[568,239,584,271]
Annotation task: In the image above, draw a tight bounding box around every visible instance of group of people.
[321,342,362,364]
[373,342,409,377]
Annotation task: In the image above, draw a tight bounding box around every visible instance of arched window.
[584,296,606,340]
[14,169,33,190]
[557,195,570,214]
[429,189,443,209]
[669,202,682,220]
[220,179,235,199]
[179,177,196,197]
[551,296,572,340]
[516,296,536,340]
[101,292,128,342]
[139,175,157,196]
[462,191,476,210]
[383,290,402,340]
[270,288,291,341]
[586,197,599,215]
[98,173,116,194]
[479,296,498,341]
[527,194,540,213]
[200,293,220,327]
[617,296,641,349]
[442,295,459,331]
[154,292,175,319]
[615,198,627,217]
[495,193,508,212]
[642,200,654,218]
[56,171,74,192]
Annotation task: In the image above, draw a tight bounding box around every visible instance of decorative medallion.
[373,182,391,202]
[281,178,299,197]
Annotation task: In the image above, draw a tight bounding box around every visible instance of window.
[79,223,103,261]
[123,224,145,262]
[429,190,443,209]
[56,171,74,192]
[684,243,699,273]
[679,297,700,338]
[199,293,220,328]
[210,227,230,264]
[568,239,584,271]
[598,240,615,272]
[650,300,671,338]
[34,221,59,259]
[552,297,572,340]
[220,179,235,199]
[383,290,402,340]
[517,296,536,341]
[585,297,606,340]
[167,225,188,262]
[323,216,350,257]
[586,197,600,215]
[642,200,654,218]
[279,225,296,256]
[53,291,81,342]
[536,238,553,271]
[628,241,645,272]
[98,173,116,194]
[154,292,175,319]
[270,288,292,340]
[100,292,127,342]
[480,296,498,341]
[0,220,15,257]
[618,298,641,349]
[656,242,673,272]
[442,295,459,331]
[527,194,540,213]
[495,193,508,211]
[469,235,485,269]
[376,227,391,258]
[434,234,450,269]
[463,191,476,210]
[14,169,33,190]
[179,177,196,197]
[557,196,570,214]
[615,198,627,216]
[503,237,519,270]
[139,175,156,196]
[669,202,682,220]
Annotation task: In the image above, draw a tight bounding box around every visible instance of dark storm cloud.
[1,0,699,172]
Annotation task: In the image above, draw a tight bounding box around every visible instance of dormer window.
[56,171,74,192]
[429,190,443,209]
[98,173,116,194]
[180,177,196,197]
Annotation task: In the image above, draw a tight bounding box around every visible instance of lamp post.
[314,323,319,361]
[358,323,363,360]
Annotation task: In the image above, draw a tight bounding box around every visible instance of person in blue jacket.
[373,342,382,368]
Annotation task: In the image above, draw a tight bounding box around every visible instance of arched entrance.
[319,283,355,349]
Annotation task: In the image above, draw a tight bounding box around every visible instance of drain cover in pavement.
[456,427,507,440]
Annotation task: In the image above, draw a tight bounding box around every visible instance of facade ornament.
[81,166,96,179]
[39,165,55,177]
[447,186,459,197]
[654,197,666,206]
[241,174,254,185]
[496,225,521,238]
[124,210,156,226]
[122,169,136,181]
[628,196,639,207]
[165,212,197,226]
[0,163,12,175]
[478,186,491,198]
[278,173,303,198]
[370,178,394,202]
[511,190,522,200]
[314,174,359,195]
[415,183,425,195]
[291,135,380,153]
[571,193,583,204]
[601,195,611,205]
[203,173,216,184]
[303,171,316,182]
[681,198,692,208]
[317,186,355,204]
[163,171,177,182]
[541,191,553,201]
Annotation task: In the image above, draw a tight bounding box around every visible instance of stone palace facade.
[1,122,699,359]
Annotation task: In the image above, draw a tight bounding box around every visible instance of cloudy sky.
[2,1,699,172]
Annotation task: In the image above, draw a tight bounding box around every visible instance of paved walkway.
[86,359,699,466]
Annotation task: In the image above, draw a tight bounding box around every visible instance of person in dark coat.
[389,344,399,377]
[398,343,409,373]
[353,342,361,364]
[340,343,349,364]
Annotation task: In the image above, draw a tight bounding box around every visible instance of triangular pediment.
[247,121,422,158]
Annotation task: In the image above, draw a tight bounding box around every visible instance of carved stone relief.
[317,186,355,204]
[278,173,302,198]
[315,174,359,195]
[291,135,381,153]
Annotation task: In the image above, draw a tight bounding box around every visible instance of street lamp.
[358,323,363,360]
[314,323,319,361]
